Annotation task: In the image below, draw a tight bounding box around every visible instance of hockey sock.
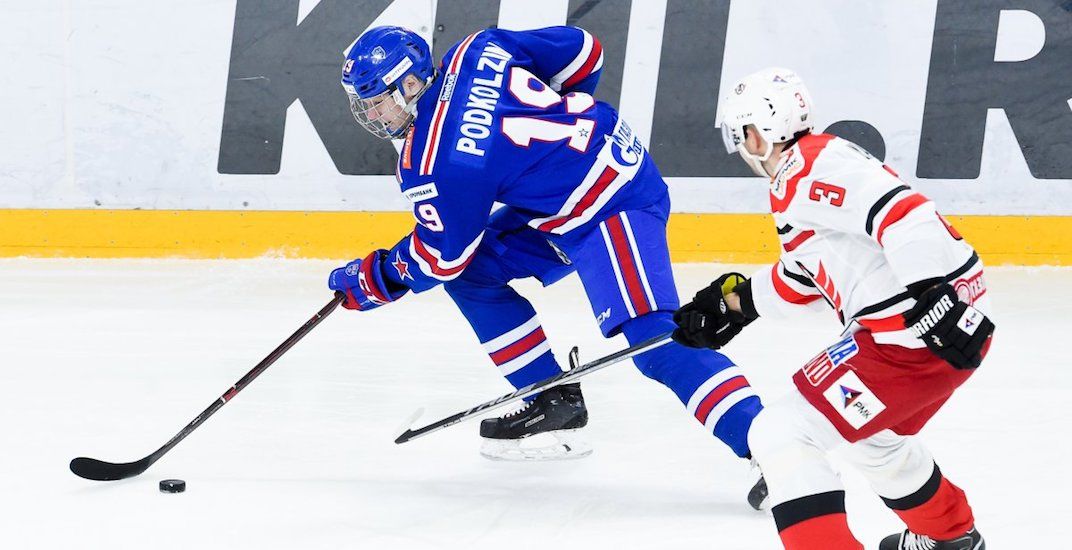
[773,491,863,550]
[445,278,563,400]
[620,312,761,457]
[485,320,561,396]
[881,464,974,541]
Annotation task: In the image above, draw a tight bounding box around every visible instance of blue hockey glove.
[328,250,408,311]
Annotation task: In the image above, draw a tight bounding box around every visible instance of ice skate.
[879,527,984,550]
[479,383,591,461]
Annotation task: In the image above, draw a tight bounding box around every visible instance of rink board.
[1,209,1068,265]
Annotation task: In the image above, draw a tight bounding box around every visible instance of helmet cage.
[340,26,435,140]
[347,85,414,140]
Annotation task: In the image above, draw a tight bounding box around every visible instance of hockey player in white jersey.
[672,68,994,549]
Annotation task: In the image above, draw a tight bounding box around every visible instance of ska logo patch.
[801,334,859,386]
[392,252,412,281]
[822,370,886,429]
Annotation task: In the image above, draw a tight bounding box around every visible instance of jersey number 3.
[501,67,596,153]
[809,181,846,207]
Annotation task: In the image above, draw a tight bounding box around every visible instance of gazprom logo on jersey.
[608,119,644,167]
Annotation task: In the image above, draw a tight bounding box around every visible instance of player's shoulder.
[772,133,833,181]
[437,31,485,72]
[770,133,898,214]
[769,133,835,213]
[779,134,891,185]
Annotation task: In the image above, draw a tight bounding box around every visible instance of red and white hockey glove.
[328,250,408,311]
[903,283,994,370]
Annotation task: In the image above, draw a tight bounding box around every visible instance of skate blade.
[479,429,593,462]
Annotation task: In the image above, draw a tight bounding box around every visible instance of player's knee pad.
[749,393,855,505]
[844,432,936,498]
[748,396,828,466]
[748,404,794,461]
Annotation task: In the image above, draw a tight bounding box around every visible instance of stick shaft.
[70,293,344,480]
[150,293,346,462]
[396,333,673,443]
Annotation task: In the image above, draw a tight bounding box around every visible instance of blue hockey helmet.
[342,26,435,139]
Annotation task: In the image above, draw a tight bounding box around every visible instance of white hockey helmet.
[717,67,814,176]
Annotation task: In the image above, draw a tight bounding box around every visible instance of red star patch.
[392,252,412,281]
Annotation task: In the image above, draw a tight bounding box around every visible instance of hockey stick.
[69,293,345,481]
[394,332,673,444]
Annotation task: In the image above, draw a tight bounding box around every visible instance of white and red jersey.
[748,133,992,349]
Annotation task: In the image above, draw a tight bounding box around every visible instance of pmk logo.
[839,385,863,408]
[822,370,886,429]
[956,306,985,336]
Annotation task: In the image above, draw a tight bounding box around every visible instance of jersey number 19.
[500,67,596,153]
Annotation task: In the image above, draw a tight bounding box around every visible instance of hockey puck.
[159,479,186,493]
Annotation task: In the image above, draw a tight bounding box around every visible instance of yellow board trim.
[1,209,1068,265]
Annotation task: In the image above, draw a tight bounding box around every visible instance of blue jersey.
[381,27,668,292]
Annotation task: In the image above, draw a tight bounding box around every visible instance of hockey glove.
[328,250,408,311]
[902,283,994,370]
[672,273,757,349]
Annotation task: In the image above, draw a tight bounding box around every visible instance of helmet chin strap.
[738,140,774,178]
[401,71,438,115]
[387,72,438,138]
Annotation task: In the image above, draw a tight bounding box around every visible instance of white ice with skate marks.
[0,259,1065,549]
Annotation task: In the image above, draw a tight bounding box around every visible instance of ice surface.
[0,259,1065,549]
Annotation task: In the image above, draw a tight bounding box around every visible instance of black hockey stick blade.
[70,456,153,481]
[394,333,672,444]
[70,293,344,481]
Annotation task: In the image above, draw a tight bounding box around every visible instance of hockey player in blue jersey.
[330,24,765,503]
